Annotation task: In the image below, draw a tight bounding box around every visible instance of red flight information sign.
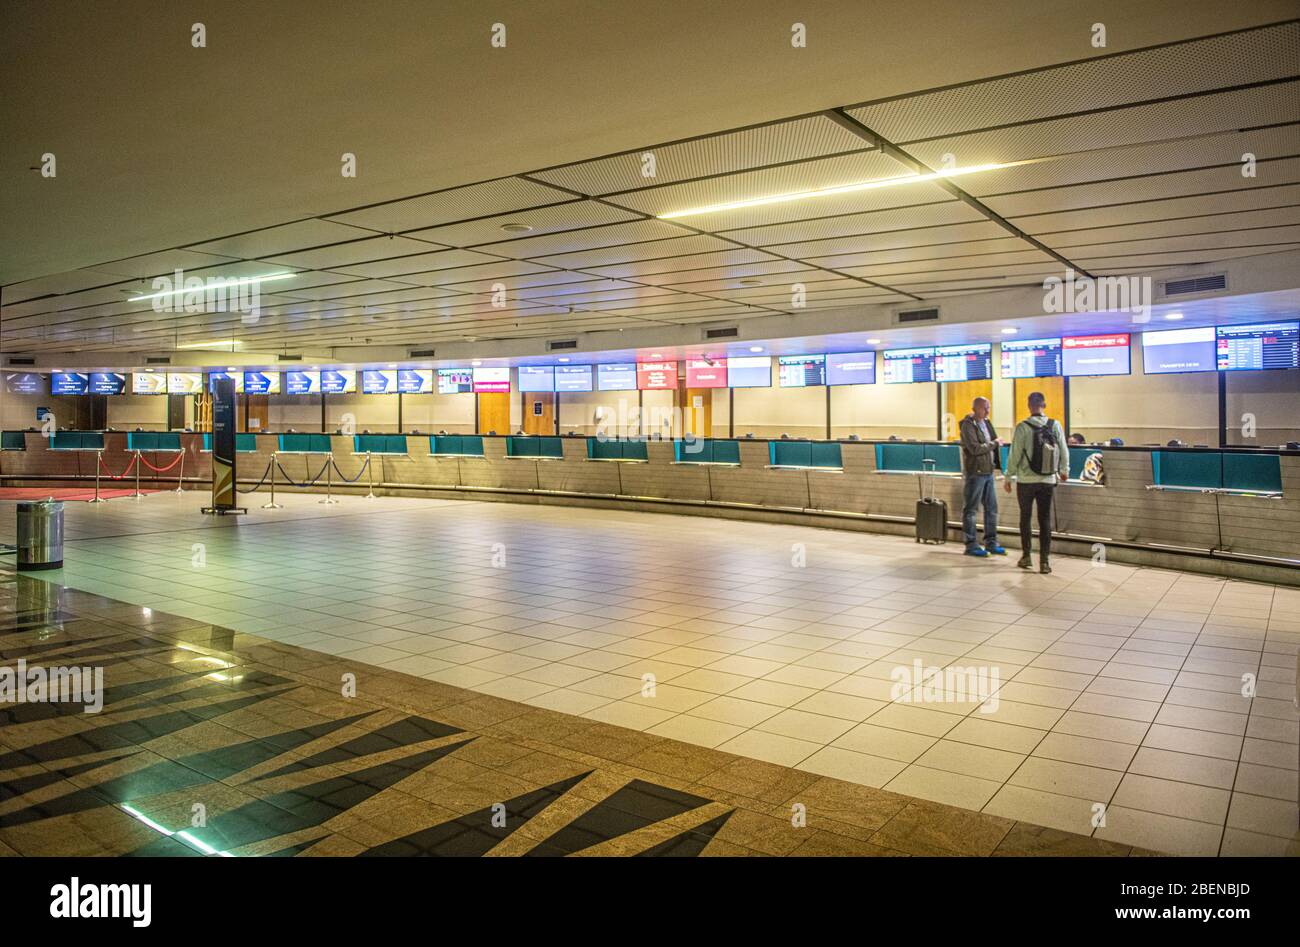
[637,362,677,390]
[685,359,727,388]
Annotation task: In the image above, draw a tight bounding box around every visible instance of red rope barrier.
[138,452,183,473]
[100,453,138,480]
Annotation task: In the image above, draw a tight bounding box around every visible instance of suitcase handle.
[919,457,936,499]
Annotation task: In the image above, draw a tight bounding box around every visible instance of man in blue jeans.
[958,397,1006,558]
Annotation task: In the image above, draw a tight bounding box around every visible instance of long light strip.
[656,161,1028,219]
[175,339,243,350]
[127,271,296,303]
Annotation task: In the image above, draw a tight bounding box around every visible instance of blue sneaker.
[986,544,1007,556]
[964,547,989,558]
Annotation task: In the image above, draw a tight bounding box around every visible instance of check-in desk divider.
[1,431,1295,580]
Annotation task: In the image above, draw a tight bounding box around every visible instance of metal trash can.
[16,498,64,571]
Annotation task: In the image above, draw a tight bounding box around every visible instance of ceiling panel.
[1011,183,1300,234]
[1041,207,1300,248]
[184,219,380,259]
[262,235,446,269]
[483,219,687,259]
[719,199,980,245]
[438,271,602,294]
[276,278,420,301]
[633,259,810,286]
[3,270,123,304]
[981,158,1300,217]
[531,234,735,268]
[392,259,559,287]
[803,236,1035,268]
[901,82,1300,185]
[585,248,777,279]
[531,114,872,195]
[405,199,642,248]
[956,124,1300,199]
[322,177,574,233]
[770,221,1018,260]
[847,22,1300,143]
[325,248,505,279]
[838,252,1055,280]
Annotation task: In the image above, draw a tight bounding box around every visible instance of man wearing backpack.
[1003,391,1069,574]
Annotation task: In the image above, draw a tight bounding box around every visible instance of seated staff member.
[1068,432,1086,445]
[1003,391,1069,574]
[958,397,1006,558]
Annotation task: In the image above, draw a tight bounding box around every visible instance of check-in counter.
[2,430,1297,584]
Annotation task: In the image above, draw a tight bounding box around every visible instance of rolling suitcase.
[914,458,948,544]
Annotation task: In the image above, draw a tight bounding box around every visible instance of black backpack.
[1029,419,1059,476]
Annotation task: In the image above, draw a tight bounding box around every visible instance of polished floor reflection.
[1,491,1297,855]
[0,573,1143,857]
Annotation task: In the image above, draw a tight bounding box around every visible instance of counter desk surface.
[2,431,1297,582]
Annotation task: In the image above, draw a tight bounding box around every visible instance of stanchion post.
[364,451,376,499]
[132,449,144,499]
[174,449,185,494]
[262,452,283,509]
[318,451,339,505]
[87,450,106,503]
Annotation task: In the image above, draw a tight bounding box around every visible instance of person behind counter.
[1004,391,1069,574]
[958,396,1006,558]
[1068,432,1086,446]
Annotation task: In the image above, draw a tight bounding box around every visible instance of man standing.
[1004,391,1069,574]
[958,397,1006,558]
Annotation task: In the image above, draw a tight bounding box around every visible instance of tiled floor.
[0,574,1137,857]
[2,491,1296,855]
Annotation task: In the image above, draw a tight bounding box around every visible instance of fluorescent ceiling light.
[1164,313,1184,320]
[657,162,1028,219]
[1001,327,1018,334]
[127,271,295,303]
[176,340,242,350]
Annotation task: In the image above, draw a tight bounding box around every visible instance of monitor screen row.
[6,322,1297,395]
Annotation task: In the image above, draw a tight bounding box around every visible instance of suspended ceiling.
[2,4,1298,359]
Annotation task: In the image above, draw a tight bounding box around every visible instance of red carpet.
[0,487,165,502]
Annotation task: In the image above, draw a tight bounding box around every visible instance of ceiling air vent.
[144,356,171,364]
[409,348,437,358]
[894,307,940,325]
[703,326,739,340]
[6,357,35,366]
[276,353,303,361]
[1159,274,1227,298]
[547,339,578,351]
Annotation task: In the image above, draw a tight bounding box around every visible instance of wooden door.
[523,392,555,434]
[477,391,510,435]
[1013,376,1065,426]
[943,379,993,440]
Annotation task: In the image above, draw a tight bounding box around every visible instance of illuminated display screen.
[208,371,245,393]
[51,372,89,395]
[685,359,727,388]
[1000,338,1062,378]
[727,356,772,388]
[555,365,594,392]
[5,373,43,394]
[518,366,555,392]
[284,370,320,395]
[934,343,992,382]
[472,366,510,393]
[1063,334,1131,376]
[361,369,397,394]
[882,348,935,384]
[243,371,280,394]
[167,372,203,395]
[1142,327,1216,375]
[597,363,637,391]
[89,372,127,395]
[825,352,876,386]
[320,369,356,393]
[1216,321,1300,371]
[437,369,473,394]
[778,355,825,387]
[636,362,677,390]
[397,369,433,393]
